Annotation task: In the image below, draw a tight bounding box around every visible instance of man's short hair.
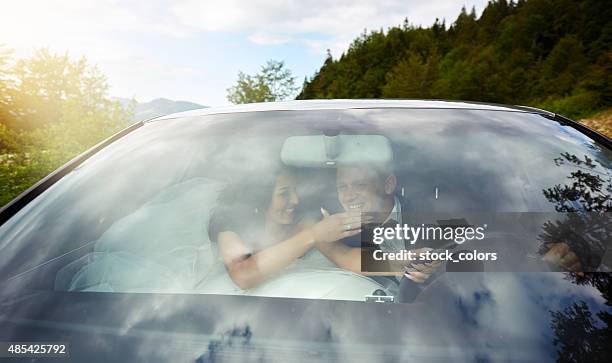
[362,162,394,181]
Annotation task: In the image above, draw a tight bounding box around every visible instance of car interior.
[49,133,402,300]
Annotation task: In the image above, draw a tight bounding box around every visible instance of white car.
[0,100,610,362]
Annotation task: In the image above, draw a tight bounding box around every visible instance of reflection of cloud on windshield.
[1,274,608,360]
[357,109,609,213]
[388,273,605,362]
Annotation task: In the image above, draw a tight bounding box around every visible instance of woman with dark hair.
[209,166,365,289]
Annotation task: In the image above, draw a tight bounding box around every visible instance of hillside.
[579,108,612,137]
[298,0,611,120]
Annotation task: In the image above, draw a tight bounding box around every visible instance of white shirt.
[380,197,405,254]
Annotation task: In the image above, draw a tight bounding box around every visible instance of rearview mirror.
[281,134,393,168]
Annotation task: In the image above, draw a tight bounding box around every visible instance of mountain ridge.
[114,97,207,122]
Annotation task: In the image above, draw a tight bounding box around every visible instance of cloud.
[1,0,487,57]
[1,1,191,47]
[248,33,293,45]
[0,0,488,105]
[0,0,215,100]
[170,0,488,56]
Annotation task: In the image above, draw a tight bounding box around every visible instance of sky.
[0,0,487,106]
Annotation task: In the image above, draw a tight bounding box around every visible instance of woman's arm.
[315,240,362,273]
[218,210,366,289]
[217,229,316,289]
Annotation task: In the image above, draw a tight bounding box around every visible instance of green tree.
[382,51,439,98]
[0,45,14,128]
[227,60,298,104]
[0,49,132,206]
[299,0,612,120]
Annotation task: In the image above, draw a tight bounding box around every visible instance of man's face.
[336,166,395,214]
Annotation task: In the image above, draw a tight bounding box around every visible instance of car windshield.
[0,108,610,361]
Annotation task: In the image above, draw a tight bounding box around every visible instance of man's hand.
[542,242,583,276]
[403,248,443,283]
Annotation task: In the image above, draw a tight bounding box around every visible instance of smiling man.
[316,164,439,284]
[335,165,406,254]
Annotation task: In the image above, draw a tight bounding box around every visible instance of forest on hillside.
[298,0,611,119]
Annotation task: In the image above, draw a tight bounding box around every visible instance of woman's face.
[266,170,299,225]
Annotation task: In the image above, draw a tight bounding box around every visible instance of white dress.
[196,246,384,301]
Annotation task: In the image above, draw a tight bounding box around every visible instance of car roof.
[151,99,553,122]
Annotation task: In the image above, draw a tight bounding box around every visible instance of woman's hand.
[311,208,373,243]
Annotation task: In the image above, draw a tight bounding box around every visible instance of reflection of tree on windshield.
[550,273,612,363]
[544,153,611,213]
[196,323,336,362]
[539,153,611,271]
[197,325,254,363]
[542,153,612,362]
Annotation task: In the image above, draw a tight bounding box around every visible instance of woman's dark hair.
[208,165,297,243]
